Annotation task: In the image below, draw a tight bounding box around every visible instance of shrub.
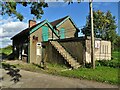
[96,60,120,68]
[85,63,92,68]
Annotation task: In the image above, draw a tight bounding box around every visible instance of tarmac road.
[0,68,118,88]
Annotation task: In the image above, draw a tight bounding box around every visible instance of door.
[60,28,65,39]
[42,26,49,41]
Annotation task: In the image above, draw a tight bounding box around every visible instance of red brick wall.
[29,20,36,27]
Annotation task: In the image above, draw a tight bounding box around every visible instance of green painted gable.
[29,20,59,39]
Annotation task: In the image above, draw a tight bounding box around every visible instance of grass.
[0,45,12,55]
[58,66,118,84]
[1,45,119,85]
[112,51,119,61]
[1,61,119,85]
[41,63,119,85]
[95,50,120,68]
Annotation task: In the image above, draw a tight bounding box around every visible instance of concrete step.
[50,41,81,69]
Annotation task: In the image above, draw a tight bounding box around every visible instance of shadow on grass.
[0,53,8,59]
[7,53,15,60]
[2,63,22,83]
[32,63,46,70]
[0,52,15,60]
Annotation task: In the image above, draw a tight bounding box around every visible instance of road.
[0,68,118,88]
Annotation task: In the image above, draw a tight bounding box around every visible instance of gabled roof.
[11,28,29,40]
[29,20,53,34]
[29,20,59,38]
[50,16,69,27]
[11,15,79,40]
[50,15,79,32]
[11,20,45,39]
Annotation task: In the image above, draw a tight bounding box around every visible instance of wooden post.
[89,0,95,69]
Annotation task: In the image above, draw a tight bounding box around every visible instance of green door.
[60,28,65,39]
[42,26,48,41]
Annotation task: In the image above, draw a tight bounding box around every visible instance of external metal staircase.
[50,41,81,69]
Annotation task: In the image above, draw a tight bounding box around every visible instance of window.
[100,44,102,54]
[106,45,108,54]
[95,41,100,49]
[102,45,104,54]
[105,45,106,54]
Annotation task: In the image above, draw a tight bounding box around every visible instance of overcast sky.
[1,1,119,48]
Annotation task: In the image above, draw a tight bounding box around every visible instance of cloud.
[0,37,11,48]
[0,16,17,25]
[0,21,28,48]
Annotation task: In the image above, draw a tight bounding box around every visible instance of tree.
[114,35,120,51]
[82,10,117,49]
[1,2,48,21]
[0,0,83,21]
[1,1,97,69]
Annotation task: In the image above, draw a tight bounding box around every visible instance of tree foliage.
[63,0,83,4]
[1,2,48,21]
[1,1,83,21]
[114,35,120,50]
[82,10,117,48]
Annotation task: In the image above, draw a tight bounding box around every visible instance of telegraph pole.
[89,0,95,69]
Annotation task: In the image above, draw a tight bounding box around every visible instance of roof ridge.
[11,16,70,39]
[51,15,69,22]
[50,15,69,27]
[11,20,46,39]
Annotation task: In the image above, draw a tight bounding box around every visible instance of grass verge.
[57,66,119,85]
[1,61,119,85]
[1,48,119,85]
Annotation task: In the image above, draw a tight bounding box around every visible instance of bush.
[85,63,92,68]
[96,60,120,68]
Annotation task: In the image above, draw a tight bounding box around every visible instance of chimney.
[29,20,36,28]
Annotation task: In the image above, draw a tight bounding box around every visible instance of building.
[85,37,111,63]
[11,16,111,69]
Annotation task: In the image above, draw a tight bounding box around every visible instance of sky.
[0,1,119,48]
